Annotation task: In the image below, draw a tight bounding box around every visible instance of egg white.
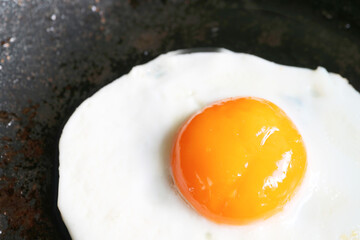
[58,49,360,240]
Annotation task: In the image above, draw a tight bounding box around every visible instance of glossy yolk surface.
[171,97,307,225]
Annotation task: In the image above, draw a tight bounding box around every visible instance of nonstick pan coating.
[1,0,360,239]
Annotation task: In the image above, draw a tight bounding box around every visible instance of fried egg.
[58,49,360,240]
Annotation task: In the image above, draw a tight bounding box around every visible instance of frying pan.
[1,0,359,239]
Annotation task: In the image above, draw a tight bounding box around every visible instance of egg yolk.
[171,97,307,225]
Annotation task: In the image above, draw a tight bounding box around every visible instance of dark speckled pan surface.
[0,0,359,239]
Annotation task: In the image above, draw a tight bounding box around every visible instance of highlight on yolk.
[171,97,307,225]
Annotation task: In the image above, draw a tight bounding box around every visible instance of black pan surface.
[1,0,360,239]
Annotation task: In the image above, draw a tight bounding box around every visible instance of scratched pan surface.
[0,0,360,239]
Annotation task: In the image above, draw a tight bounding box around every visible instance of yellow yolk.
[171,97,307,225]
